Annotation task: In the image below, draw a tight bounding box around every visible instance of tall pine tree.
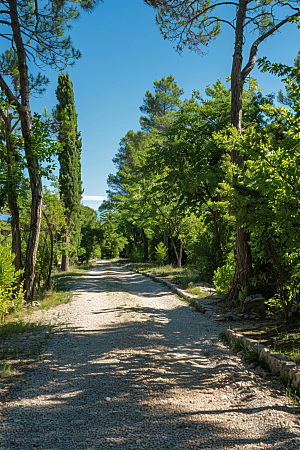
[55,73,82,271]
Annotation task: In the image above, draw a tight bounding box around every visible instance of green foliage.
[213,258,235,296]
[155,241,168,265]
[129,246,144,263]
[55,73,82,218]
[98,212,127,259]
[139,75,184,131]
[20,187,66,293]
[78,205,101,263]
[0,244,24,317]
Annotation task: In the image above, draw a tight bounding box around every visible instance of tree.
[106,75,184,262]
[0,0,98,299]
[140,75,184,131]
[55,73,82,272]
[78,205,102,263]
[144,0,300,302]
[143,81,232,265]
[0,49,49,274]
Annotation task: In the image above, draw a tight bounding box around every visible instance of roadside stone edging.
[225,329,300,394]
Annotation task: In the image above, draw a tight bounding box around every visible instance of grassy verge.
[124,262,214,295]
[236,323,300,367]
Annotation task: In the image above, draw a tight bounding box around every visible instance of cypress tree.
[55,73,82,271]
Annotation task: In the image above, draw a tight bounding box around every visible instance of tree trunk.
[212,194,223,265]
[226,228,253,304]
[42,210,53,290]
[140,227,148,262]
[163,229,170,264]
[230,0,247,134]
[5,116,22,272]
[227,0,254,304]
[170,233,183,268]
[61,225,70,272]
[8,0,43,301]
[7,193,22,272]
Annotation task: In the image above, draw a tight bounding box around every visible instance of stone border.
[225,329,300,394]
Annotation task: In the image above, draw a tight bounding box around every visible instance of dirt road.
[0,261,299,449]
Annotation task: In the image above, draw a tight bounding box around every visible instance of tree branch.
[0,73,23,113]
[241,11,300,81]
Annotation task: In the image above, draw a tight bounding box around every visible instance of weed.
[286,386,300,405]
[0,320,41,340]
[37,342,42,354]
[1,360,11,376]
[218,331,228,342]
[243,347,260,366]
[232,339,244,354]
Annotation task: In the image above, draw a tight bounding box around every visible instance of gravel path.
[1,261,299,450]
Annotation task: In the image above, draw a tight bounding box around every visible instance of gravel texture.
[0,261,299,450]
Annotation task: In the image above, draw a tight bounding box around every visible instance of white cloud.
[81,195,107,201]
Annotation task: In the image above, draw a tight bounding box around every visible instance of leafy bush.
[155,242,168,265]
[213,260,235,296]
[0,244,24,318]
[129,246,144,263]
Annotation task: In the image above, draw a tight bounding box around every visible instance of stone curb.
[225,329,300,394]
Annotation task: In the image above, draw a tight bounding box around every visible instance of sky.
[26,0,300,210]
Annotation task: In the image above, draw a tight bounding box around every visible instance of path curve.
[1,261,299,449]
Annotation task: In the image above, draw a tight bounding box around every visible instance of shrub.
[155,242,168,265]
[129,246,144,263]
[213,260,235,296]
[0,244,24,318]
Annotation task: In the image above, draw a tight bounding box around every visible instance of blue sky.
[28,0,300,210]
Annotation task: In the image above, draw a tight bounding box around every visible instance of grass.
[185,287,210,298]
[0,320,42,340]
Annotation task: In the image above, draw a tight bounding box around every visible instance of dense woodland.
[0,0,300,326]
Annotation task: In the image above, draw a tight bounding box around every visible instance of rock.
[224,312,240,321]
[214,315,226,321]
[243,294,266,315]
[254,365,268,379]
[31,301,41,307]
